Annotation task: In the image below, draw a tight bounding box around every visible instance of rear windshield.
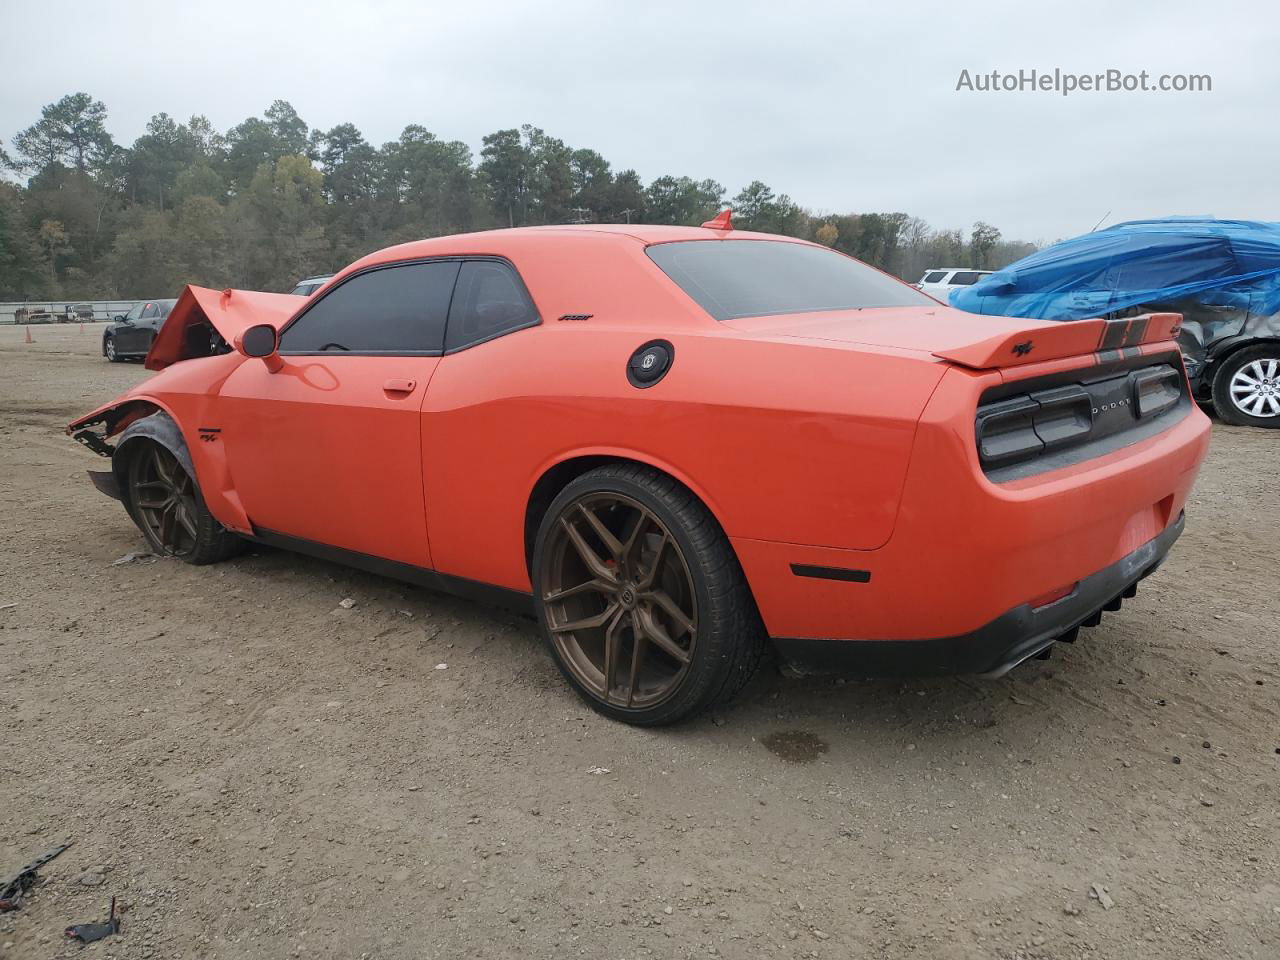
[647,240,931,321]
[949,271,986,286]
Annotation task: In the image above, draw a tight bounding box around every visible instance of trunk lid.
[724,306,1182,370]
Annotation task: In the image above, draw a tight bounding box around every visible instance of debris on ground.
[1090,883,1115,909]
[0,602,17,611]
[338,597,357,609]
[586,766,611,775]
[65,897,120,943]
[0,843,73,912]
[110,551,156,566]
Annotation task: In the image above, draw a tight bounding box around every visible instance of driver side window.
[280,260,460,355]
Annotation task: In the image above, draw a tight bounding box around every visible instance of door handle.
[383,378,417,394]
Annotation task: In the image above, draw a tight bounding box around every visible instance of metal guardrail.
[0,300,151,324]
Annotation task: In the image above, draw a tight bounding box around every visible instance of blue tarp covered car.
[952,218,1280,427]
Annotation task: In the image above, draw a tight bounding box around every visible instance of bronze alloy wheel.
[541,492,698,709]
[129,443,201,558]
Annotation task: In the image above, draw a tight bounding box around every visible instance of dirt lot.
[1,322,1277,960]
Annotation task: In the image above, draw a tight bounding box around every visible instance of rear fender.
[1207,333,1280,363]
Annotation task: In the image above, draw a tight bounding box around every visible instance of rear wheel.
[125,440,243,564]
[1212,345,1280,428]
[532,464,765,726]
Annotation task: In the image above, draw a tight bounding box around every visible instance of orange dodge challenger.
[68,216,1211,725]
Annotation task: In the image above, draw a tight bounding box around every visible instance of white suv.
[290,275,333,297]
[915,268,992,302]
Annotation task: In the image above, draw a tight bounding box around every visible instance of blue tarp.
[950,218,1280,321]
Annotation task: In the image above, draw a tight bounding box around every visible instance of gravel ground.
[1,323,1277,960]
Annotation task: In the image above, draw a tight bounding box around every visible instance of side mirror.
[114,315,128,323]
[235,323,283,373]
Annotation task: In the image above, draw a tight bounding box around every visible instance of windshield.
[647,240,932,321]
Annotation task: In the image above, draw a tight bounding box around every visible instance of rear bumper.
[773,511,1184,676]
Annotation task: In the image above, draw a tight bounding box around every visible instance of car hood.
[722,306,1182,370]
[146,285,303,371]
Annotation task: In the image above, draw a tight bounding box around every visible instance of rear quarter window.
[647,240,931,321]
[923,271,948,283]
[444,260,539,352]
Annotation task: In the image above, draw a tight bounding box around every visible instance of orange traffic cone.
[24,325,33,344]
[79,321,84,334]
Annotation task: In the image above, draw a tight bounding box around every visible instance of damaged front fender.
[67,398,166,458]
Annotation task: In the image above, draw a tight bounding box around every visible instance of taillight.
[975,356,1188,481]
[1132,366,1181,418]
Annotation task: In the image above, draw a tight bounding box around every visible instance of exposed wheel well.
[110,409,194,514]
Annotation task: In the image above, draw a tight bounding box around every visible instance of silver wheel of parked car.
[1213,346,1280,428]
[1229,358,1280,419]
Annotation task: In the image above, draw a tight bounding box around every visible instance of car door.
[115,302,148,352]
[419,258,543,586]
[216,259,461,569]
[137,302,166,353]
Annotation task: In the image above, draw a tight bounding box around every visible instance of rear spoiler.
[146,285,303,371]
[933,313,1183,370]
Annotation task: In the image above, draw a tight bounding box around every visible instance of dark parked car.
[102,300,177,362]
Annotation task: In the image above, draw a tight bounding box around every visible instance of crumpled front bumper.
[86,470,122,502]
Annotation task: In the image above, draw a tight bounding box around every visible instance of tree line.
[0,93,1037,300]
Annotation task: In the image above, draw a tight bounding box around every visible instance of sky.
[0,0,1273,243]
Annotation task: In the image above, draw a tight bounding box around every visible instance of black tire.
[121,437,244,565]
[1211,345,1280,428]
[532,463,766,726]
[103,334,122,362]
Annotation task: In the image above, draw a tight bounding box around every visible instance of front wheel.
[103,335,121,362]
[532,464,765,726]
[124,439,243,564]
[1212,346,1280,428]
